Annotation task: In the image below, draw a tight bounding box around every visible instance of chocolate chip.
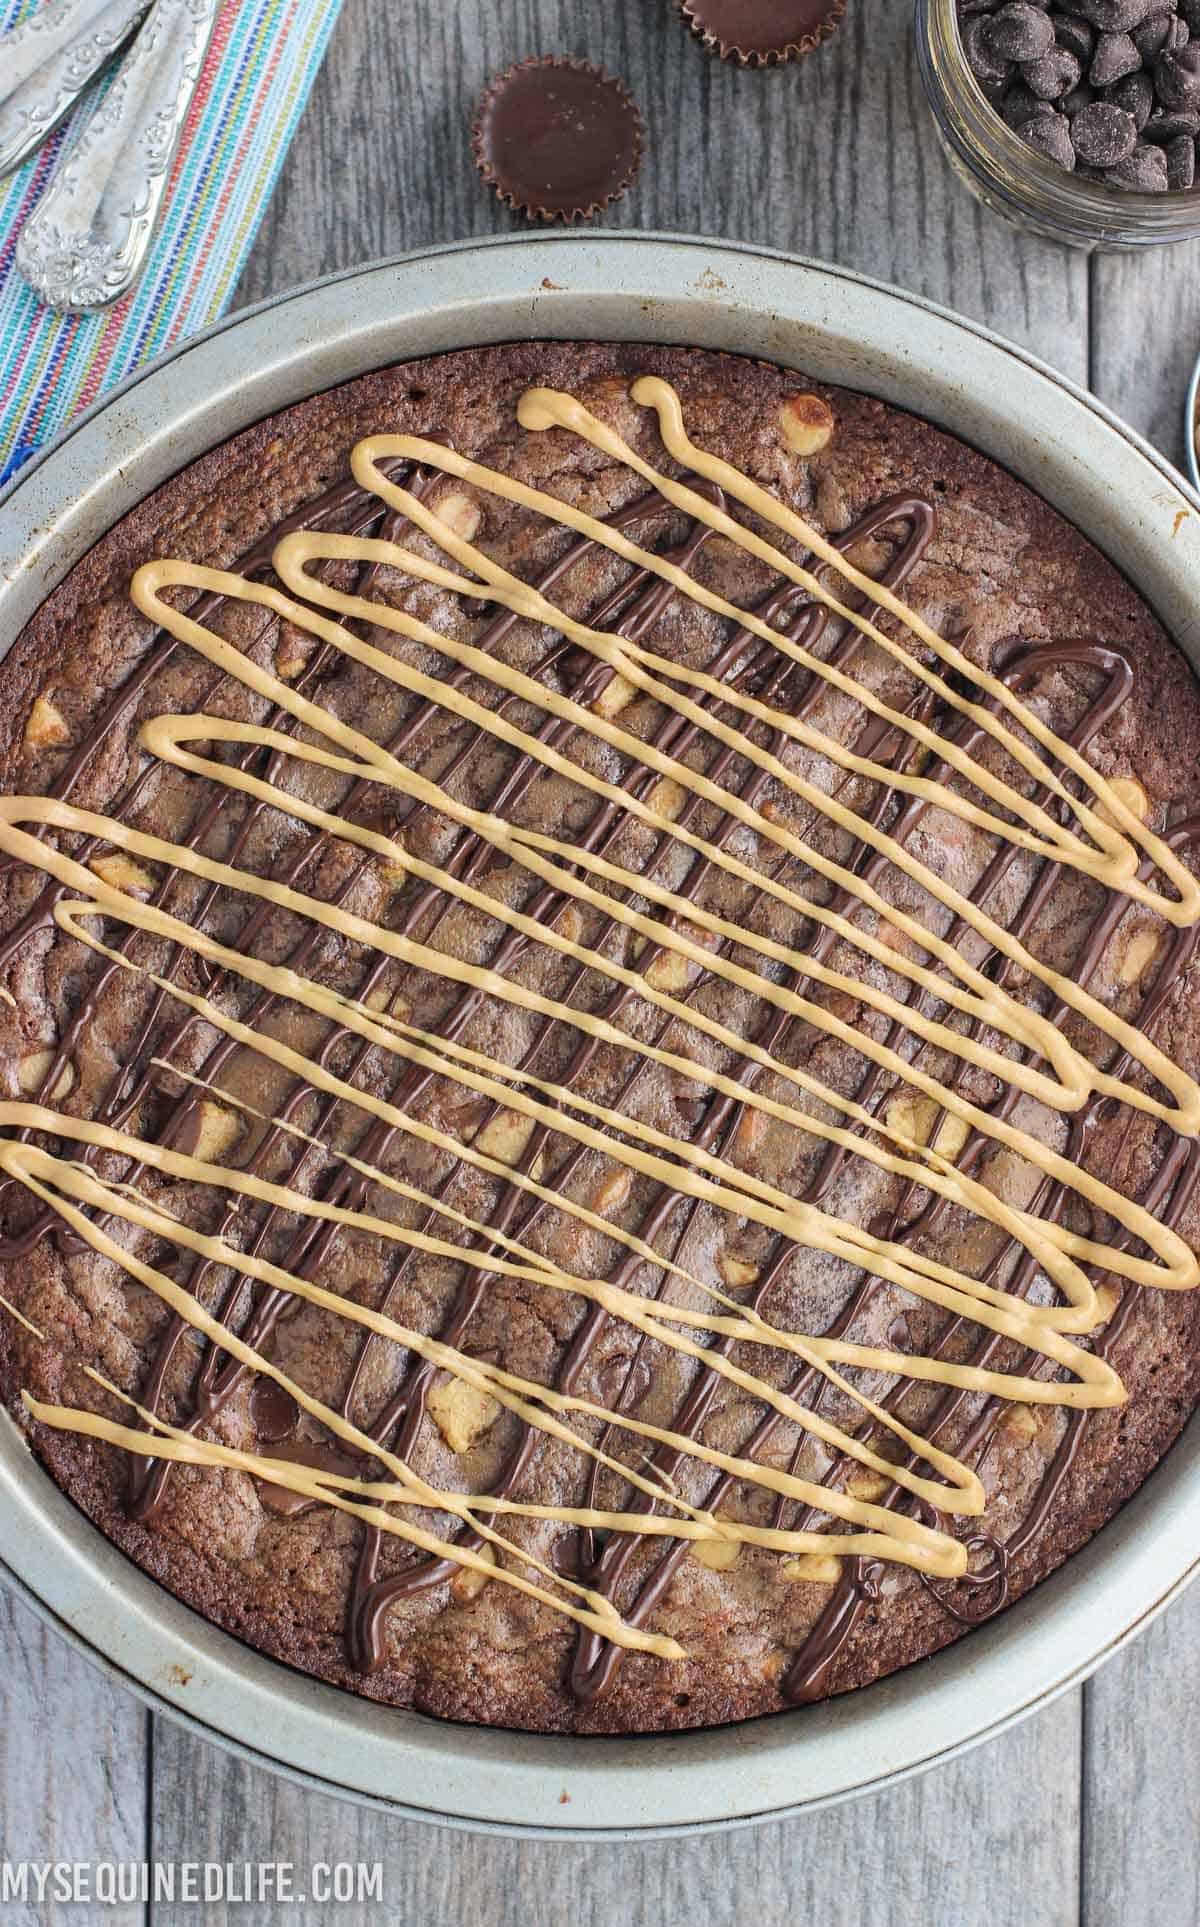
[1023,43,1085,90]
[1002,78,1058,119]
[1155,42,1200,103]
[1075,0,1153,24]
[1105,135,1172,177]
[1132,10,1173,57]
[1144,104,1200,135]
[1071,95,1140,155]
[1062,79,1098,107]
[1130,11,1186,53]
[1020,106,1080,158]
[985,1,1057,56]
[550,1534,581,1579]
[250,1378,299,1444]
[1053,8,1098,56]
[1105,67,1156,120]
[1090,27,1143,79]
[1165,127,1198,177]
[964,14,1015,82]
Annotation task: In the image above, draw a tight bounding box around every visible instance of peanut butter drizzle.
[27,811,1171,1323]
[347,387,1200,927]
[257,532,1199,1136]
[0,1105,984,1523]
[4,381,1199,1674]
[531,379,1199,915]
[6,1145,963,1580]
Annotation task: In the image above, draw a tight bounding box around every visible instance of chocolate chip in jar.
[1105,68,1156,123]
[1062,80,1098,110]
[958,0,1200,189]
[1090,28,1142,81]
[1131,10,1175,58]
[1155,41,1200,103]
[1019,105,1079,157]
[964,12,1016,81]
[1076,0,1156,26]
[1022,43,1084,92]
[1106,133,1172,174]
[984,1,1057,57]
[1053,11,1097,61]
[1071,96,1140,157]
[1144,104,1200,133]
[1002,78,1057,119]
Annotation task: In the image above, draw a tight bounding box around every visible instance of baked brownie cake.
[1,341,1199,1736]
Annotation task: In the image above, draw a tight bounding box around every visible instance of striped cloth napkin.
[0,0,344,482]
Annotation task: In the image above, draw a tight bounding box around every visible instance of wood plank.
[0,1587,146,1927]
[1085,229,1200,1924]
[1091,243,1200,466]
[237,0,1088,380]
[149,1714,400,1927]
[1082,1587,1200,1927]
[149,1692,1079,1927]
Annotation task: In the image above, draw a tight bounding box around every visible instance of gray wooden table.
[3,2,1199,1921]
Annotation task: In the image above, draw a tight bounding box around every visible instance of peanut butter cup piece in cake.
[677,0,846,65]
[472,57,644,221]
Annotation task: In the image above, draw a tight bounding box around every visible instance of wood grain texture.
[1091,243,1200,465]
[1080,267,1200,1927]
[235,0,1089,380]
[0,1588,146,1927]
[1081,1587,1200,1927]
[149,1695,1081,1927]
[3,0,1199,1921]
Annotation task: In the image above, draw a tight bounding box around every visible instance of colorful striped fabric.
[0,0,344,482]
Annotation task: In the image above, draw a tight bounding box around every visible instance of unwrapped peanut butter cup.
[678,0,846,66]
[472,57,644,222]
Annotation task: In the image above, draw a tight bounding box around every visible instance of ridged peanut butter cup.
[472,57,644,222]
[677,0,847,67]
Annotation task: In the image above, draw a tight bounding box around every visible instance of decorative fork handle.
[0,0,150,179]
[17,0,220,313]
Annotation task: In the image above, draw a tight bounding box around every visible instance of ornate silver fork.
[0,0,219,312]
[0,0,149,178]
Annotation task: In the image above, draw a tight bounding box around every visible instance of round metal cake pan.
[2,232,1200,1839]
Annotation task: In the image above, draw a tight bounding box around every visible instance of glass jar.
[914,0,1200,250]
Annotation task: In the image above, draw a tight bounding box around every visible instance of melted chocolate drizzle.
[1,439,1193,1712]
